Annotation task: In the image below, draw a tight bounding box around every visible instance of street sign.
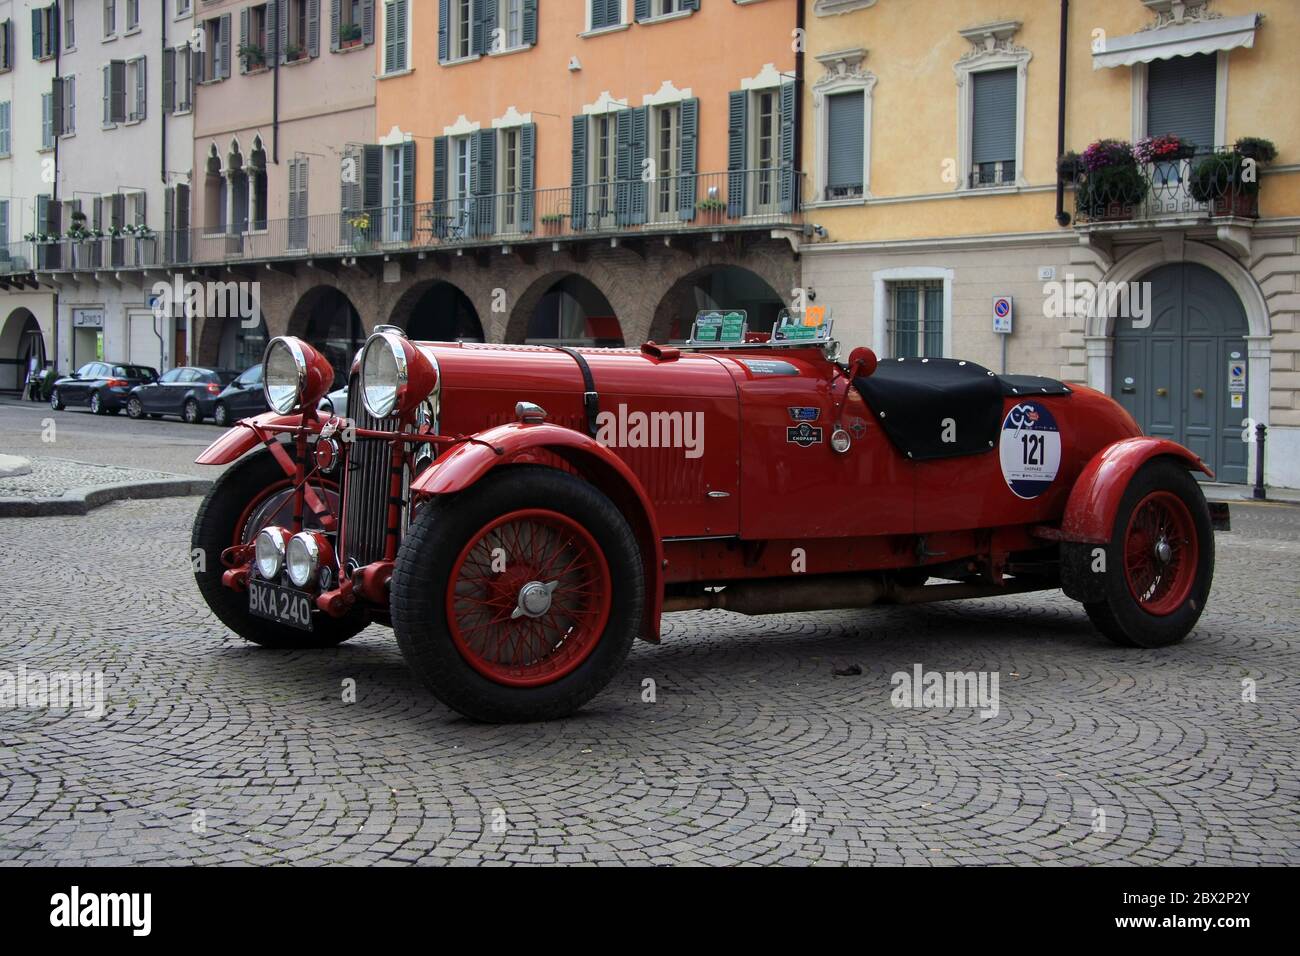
[993,296,1014,334]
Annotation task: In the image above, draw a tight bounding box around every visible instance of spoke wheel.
[1121,490,1198,616]
[447,509,612,687]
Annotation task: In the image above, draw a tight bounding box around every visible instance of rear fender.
[411,423,665,643]
[195,411,311,465]
[1060,437,1213,545]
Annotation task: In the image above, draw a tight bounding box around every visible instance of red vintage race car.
[191,321,1226,722]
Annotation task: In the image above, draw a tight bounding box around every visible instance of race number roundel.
[999,401,1062,499]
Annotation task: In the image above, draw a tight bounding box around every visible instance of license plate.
[247,578,315,632]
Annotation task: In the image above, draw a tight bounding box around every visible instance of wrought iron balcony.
[24,169,804,275]
[1069,146,1264,226]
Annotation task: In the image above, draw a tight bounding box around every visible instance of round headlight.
[263,338,308,414]
[361,334,407,418]
[286,531,332,589]
[255,527,289,580]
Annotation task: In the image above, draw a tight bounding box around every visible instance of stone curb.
[0,477,213,518]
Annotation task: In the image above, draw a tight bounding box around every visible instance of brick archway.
[387,278,485,342]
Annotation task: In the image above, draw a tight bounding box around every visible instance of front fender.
[411,423,666,643]
[1060,437,1213,545]
[195,411,312,465]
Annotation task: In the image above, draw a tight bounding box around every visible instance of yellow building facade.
[800,0,1300,486]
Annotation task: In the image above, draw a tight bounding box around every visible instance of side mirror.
[847,347,878,380]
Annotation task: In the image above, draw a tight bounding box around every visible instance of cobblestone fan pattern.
[1,497,1297,866]
[0,458,182,499]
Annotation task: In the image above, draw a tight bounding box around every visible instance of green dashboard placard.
[692,310,747,343]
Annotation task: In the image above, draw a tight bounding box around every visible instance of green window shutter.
[593,0,619,30]
[615,108,632,225]
[634,0,650,22]
[401,140,415,239]
[307,0,321,57]
[727,90,747,217]
[31,8,41,60]
[522,0,537,46]
[520,122,535,233]
[437,0,448,63]
[362,144,383,208]
[219,13,232,77]
[476,0,495,56]
[629,106,648,224]
[971,68,1016,166]
[175,184,190,262]
[277,0,289,62]
[239,7,249,72]
[679,97,698,221]
[433,136,448,235]
[779,81,796,213]
[471,128,495,236]
[50,77,63,139]
[571,115,587,230]
[1147,52,1216,152]
[826,90,864,193]
[330,0,340,51]
[110,60,127,123]
[265,1,278,58]
[163,186,175,263]
[163,47,176,112]
[361,0,374,44]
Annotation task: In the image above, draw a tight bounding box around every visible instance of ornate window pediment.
[1140,0,1220,31]
[956,20,1029,69]
[814,0,877,16]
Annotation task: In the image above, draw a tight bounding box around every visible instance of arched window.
[204,145,227,235]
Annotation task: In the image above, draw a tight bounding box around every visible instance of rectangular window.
[285,0,310,61]
[175,45,194,110]
[383,0,408,73]
[497,127,521,233]
[64,0,75,48]
[0,20,13,71]
[451,135,473,230]
[825,90,864,200]
[41,93,55,148]
[127,57,146,121]
[0,103,11,156]
[126,0,139,31]
[653,105,679,222]
[590,112,617,224]
[177,1,190,15]
[340,0,365,45]
[243,4,270,71]
[62,77,76,134]
[0,200,9,246]
[750,89,780,213]
[1147,52,1216,151]
[970,68,1017,187]
[888,281,945,359]
[103,0,116,37]
[590,0,621,30]
[202,17,225,80]
[34,5,58,59]
[503,0,523,48]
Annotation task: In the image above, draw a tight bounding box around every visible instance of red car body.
[193,329,1223,721]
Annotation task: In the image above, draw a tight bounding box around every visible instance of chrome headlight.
[360,333,408,418]
[263,338,308,414]
[286,531,332,589]
[255,527,289,580]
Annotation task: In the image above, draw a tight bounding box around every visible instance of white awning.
[1092,14,1262,70]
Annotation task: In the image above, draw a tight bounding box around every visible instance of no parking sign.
[993,296,1014,334]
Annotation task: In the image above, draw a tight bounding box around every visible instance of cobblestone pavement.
[1,495,1296,866]
[0,457,185,499]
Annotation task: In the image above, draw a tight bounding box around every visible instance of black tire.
[213,402,230,428]
[183,399,202,424]
[392,466,645,723]
[191,447,369,648]
[1083,458,1214,648]
[126,397,144,419]
[50,388,64,411]
[89,391,105,415]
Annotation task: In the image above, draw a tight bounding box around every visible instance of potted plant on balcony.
[340,22,363,48]
[238,43,267,70]
[697,197,727,216]
[541,213,564,235]
[1056,151,1084,183]
[66,213,94,268]
[347,212,372,252]
[1234,137,1277,164]
[123,223,157,264]
[284,43,305,62]
[1078,139,1148,222]
[1134,133,1196,165]
[1190,151,1262,218]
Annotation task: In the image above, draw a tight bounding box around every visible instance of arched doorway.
[289,287,365,390]
[518,274,623,347]
[1114,263,1249,482]
[652,265,786,342]
[0,308,45,393]
[391,280,484,342]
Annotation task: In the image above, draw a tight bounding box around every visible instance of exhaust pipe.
[663,573,1049,616]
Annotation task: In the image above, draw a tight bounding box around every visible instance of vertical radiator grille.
[342,375,401,568]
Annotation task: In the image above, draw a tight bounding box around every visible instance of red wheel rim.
[231,478,340,547]
[1121,490,1199,616]
[446,509,612,687]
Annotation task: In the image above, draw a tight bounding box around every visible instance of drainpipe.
[51,17,62,373]
[795,0,805,200]
[273,21,281,164]
[160,0,167,186]
[1055,0,1072,227]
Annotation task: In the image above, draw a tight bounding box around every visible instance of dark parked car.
[127,366,239,424]
[50,362,159,415]
[211,364,268,428]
